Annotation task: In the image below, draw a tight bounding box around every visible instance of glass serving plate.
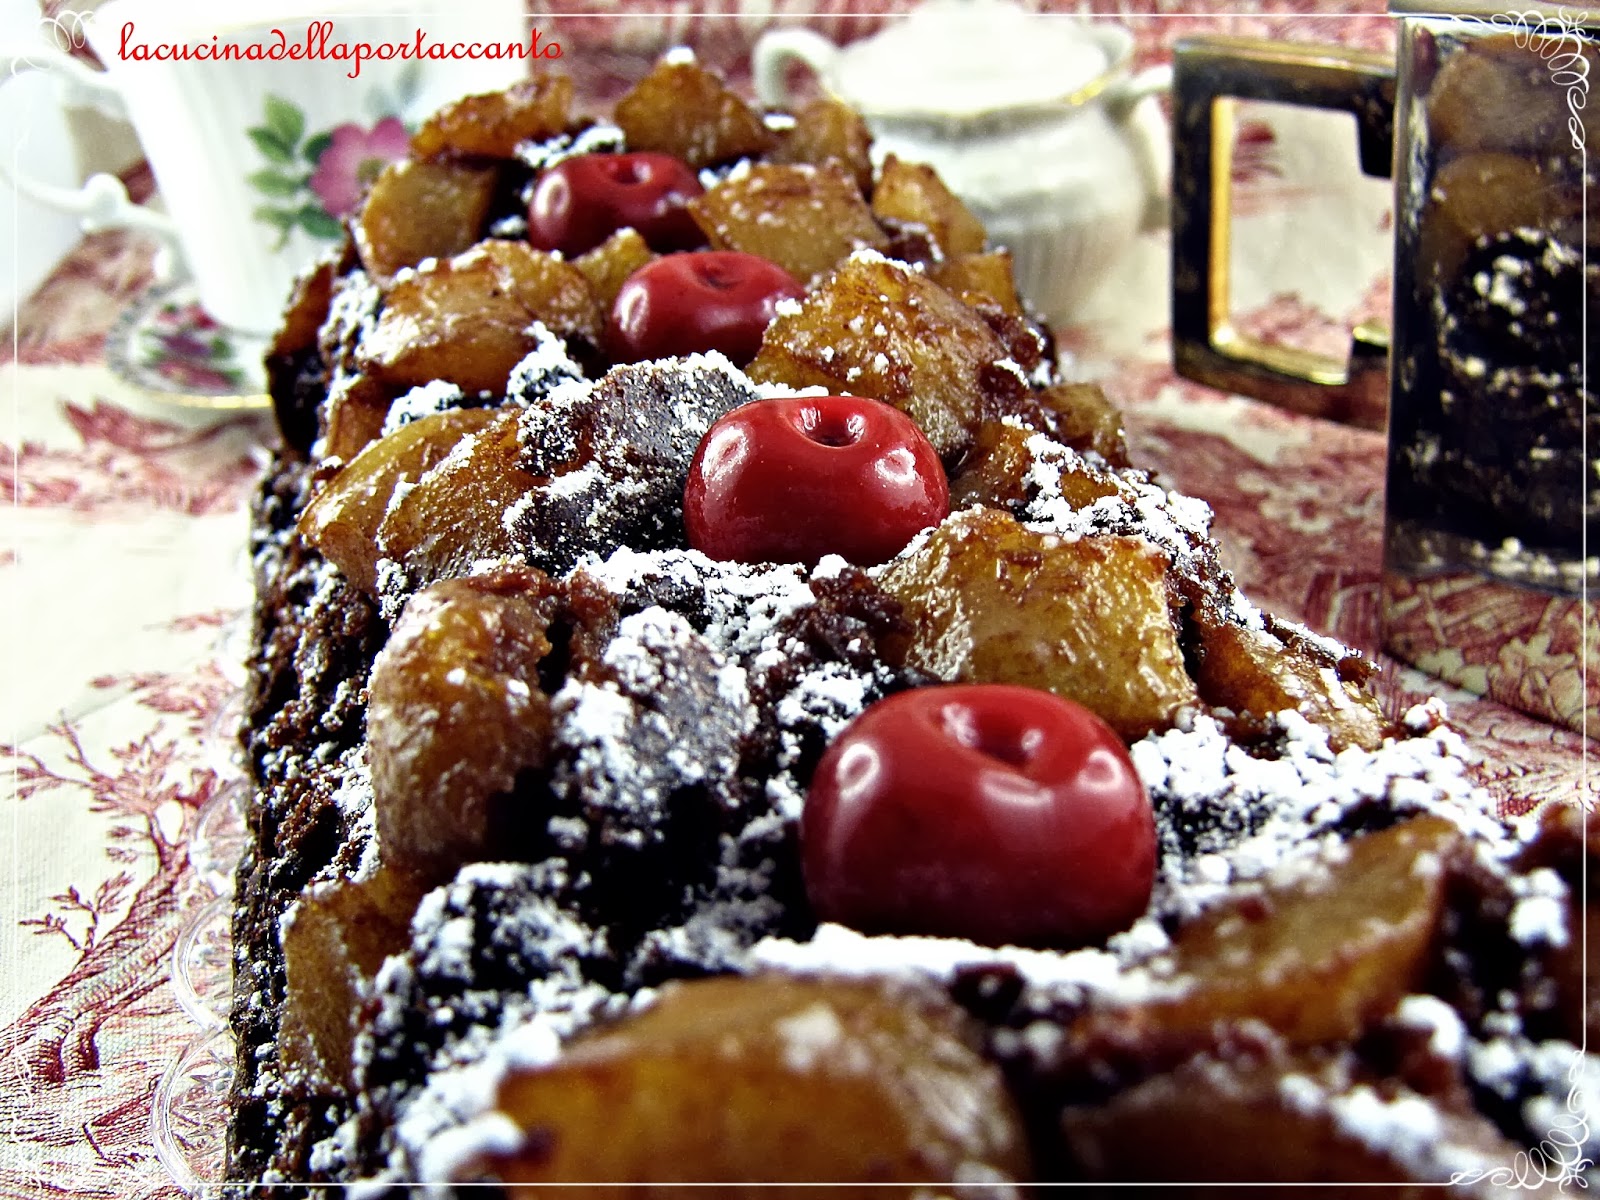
[152,663,249,1194]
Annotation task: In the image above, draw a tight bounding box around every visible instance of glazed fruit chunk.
[1075,817,1462,1054]
[871,154,988,258]
[877,508,1198,740]
[298,407,496,595]
[410,75,573,160]
[929,249,1024,317]
[1025,381,1130,465]
[359,241,601,395]
[684,394,949,566]
[747,251,1023,460]
[377,408,540,590]
[1194,614,1388,752]
[1060,1042,1526,1185]
[572,227,656,312]
[354,158,498,282]
[804,684,1155,948]
[279,863,426,1086]
[687,162,888,286]
[769,95,874,195]
[465,974,1030,1189]
[367,566,560,883]
[613,56,773,169]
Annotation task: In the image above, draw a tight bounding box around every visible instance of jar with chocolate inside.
[1383,2,1597,733]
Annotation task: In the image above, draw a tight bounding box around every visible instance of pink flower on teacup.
[307,116,409,218]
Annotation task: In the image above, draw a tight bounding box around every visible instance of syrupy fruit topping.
[802,684,1156,949]
[527,151,705,257]
[684,394,948,567]
[607,251,804,367]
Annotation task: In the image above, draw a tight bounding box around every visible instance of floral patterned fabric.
[0,5,1590,1195]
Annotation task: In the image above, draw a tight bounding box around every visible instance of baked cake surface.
[231,57,1597,1193]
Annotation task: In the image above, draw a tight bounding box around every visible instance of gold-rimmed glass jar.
[1170,5,1596,734]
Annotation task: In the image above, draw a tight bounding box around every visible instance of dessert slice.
[234,56,1593,1194]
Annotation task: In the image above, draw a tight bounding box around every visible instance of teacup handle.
[1107,64,1174,231]
[0,44,184,257]
[1169,36,1394,428]
[752,28,843,109]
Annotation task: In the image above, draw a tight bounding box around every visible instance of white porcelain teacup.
[753,0,1171,327]
[1,0,533,333]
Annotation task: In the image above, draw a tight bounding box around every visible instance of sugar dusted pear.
[1195,614,1387,752]
[377,408,539,591]
[687,162,887,286]
[367,566,559,883]
[746,252,1023,460]
[877,507,1197,740]
[299,408,495,595]
[1073,817,1463,1054]
[614,57,773,168]
[465,974,1030,1190]
[279,863,427,1086]
[769,95,874,194]
[871,154,987,258]
[359,241,601,395]
[410,75,573,160]
[1060,1040,1524,1185]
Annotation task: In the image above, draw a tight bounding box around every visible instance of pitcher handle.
[0,44,182,250]
[1170,37,1395,427]
[752,27,843,109]
[1108,64,1173,232]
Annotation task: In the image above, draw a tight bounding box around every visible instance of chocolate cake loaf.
[231,56,1597,1192]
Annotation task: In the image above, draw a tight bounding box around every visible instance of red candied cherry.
[608,251,804,366]
[803,684,1156,949]
[684,394,948,567]
[527,151,705,257]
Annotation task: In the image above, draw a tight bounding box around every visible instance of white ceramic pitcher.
[754,0,1170,327]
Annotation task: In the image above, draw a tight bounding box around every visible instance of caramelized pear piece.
[298,407,496,594]
[321,374,396,464]
[1080,817,1462,1054]
[1060,1041,1525,1187]
[470,974,1030,1191]
[950,420,1124,512]
[746,252,1022,459]
[769,95,874,194]
[877,508,1197,740]
[1030,381,1130,465]
[411,75,574,160]
[573,227,656,312]
[613,57,773,168]
[267,256,339,455]
[270,257,337,360]
[377,408,539,590]
[354,158,498,282]
[1195,615,1388,752]
[929,250,1024,317]
[687,162,888,286]
[871,154,987,258]
[359,241,602,395]
[367,567,559,883]
[280,862,427,1086]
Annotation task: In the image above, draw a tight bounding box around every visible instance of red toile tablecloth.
[1,4,1590,1195]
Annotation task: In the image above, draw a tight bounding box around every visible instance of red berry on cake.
[527,151,705,257]
[607,251,804,366]
[683,394,949,567]
[802,684,1157,949]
